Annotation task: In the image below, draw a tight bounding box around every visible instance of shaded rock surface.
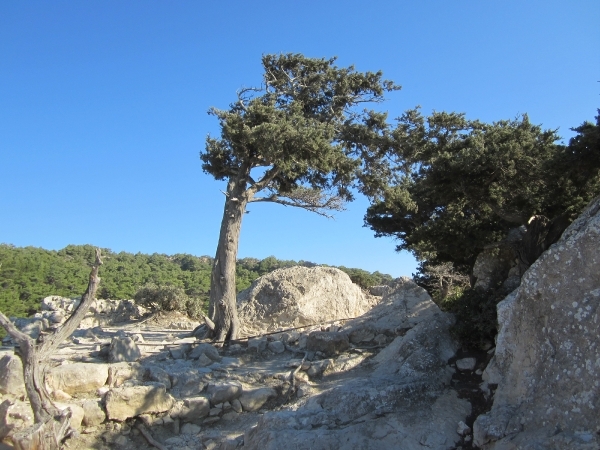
[306,331,349,356]
[237,266,377,335]
[474,196,600,449]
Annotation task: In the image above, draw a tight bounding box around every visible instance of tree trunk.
[209,179,248,343]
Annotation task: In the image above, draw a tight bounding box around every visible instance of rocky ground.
[0,271,489,450]
[5,193,598,450]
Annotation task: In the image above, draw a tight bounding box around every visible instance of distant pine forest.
[0,244,393,319]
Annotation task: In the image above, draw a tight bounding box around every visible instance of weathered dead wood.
[282,348,308,403]
[11,410,72,450]
[0,248,103,450]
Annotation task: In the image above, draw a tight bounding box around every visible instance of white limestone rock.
[46,362,108,395]
[242,281,470,450]
[237,266,375,335]
[109,336,141,363]
[474,196,600,449]
[0,399,33,441]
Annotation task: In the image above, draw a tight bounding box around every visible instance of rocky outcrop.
[0,268,475,448]
[243,279,470,449]
[474,196,600,449]
[237,266,376,335]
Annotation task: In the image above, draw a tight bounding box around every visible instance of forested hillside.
[0,244,392,319]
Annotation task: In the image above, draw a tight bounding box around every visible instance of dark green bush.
[440,288,503,350]
[184,297,208,320]
[133,283,189,312]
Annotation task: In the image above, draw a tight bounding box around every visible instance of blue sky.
[0,1,598,277]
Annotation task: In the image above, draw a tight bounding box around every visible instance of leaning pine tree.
[201,53,399,343]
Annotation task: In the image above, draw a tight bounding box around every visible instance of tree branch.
[246,166,281,196]
[248,188,345,218]
[39,249,103,355]
[236,87,262,112]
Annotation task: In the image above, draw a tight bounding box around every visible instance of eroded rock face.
[237,267,376,335]
[474,196,600,449]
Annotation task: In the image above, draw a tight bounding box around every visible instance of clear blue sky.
[0,1,598,277]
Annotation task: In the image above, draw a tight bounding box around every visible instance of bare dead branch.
[39,248,103,355]
[236,86,262,112]
[248,187,345,218]
[0,313,31,343]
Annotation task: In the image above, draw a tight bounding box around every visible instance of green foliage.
[365,109,600,270]
[134,283,189,311]
[440,287,506,350]
[336,267,394,289]
[364,110,599,349]
[413,261,470,304]
[0,244,391,320]
[201,53,400,211]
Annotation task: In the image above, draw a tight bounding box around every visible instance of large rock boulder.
[237,267,375,335]
[109,336,142,363]
[474,196,600,449]
[243,280,470,449]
